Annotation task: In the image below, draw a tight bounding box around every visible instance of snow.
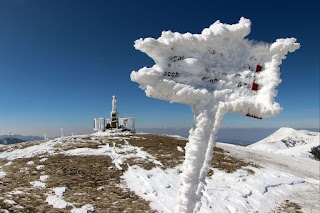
[1,132,318,212]
[177,146,184,152]
[19,167,29,173]
[39,157,48,162]
[91,129,132,136]
[46,187,68,209]
[123,142,319,213]
[4,199,16,205]
[26,161,34,165]
[46,194,69,209]
[219,142,320,186]
[162,134,187,140]
[124,165,180,212]
[8,189,24,195]
[30,181,46,188]
[64,138,162,170]
[46,187,94,212]
[0,139,59,160]
[249,127,319,159]
[0,170,6,178]
[131,17,300,118]
[40,175,49,182]
[131,17,300,212]
[53,187,67,197]
[36,165,44,170]
[4,161,12,166]
[71,204,94,213]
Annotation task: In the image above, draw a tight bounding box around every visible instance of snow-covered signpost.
[131,18,299,213]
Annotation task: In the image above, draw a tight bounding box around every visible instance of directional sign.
[131,17,300,213]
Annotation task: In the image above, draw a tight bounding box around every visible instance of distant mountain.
[0,134,42,141]
[137,127,279,146]
[138,127,320,147]
[0,137,26,145]
[137,127,191,138]
[248,127,320,160]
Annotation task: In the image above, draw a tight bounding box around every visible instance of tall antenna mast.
[60,128,64,138]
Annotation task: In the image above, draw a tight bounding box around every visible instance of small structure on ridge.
[93,96,135,133]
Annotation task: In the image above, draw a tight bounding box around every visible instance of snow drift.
[131,17,300,212]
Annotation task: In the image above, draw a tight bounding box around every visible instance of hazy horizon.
[2,127,319,146]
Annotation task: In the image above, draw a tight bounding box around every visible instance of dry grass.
[0,140,46,153]
[0,154,155,212]
[125,156,158,170]
[0,159,7,167]
[44,155,155,212]
[127,134,259,174]
[0,156,56,212]
[273,200,302,213]
[0,156,42,192]
[310,145,320,161]
[53,136,126,151]
[210,147,259,175]
[0,134,260,212]
[127,134,187,169]
[53,141,100,151]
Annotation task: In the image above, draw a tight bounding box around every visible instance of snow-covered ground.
[248,127,319,159]
[123,142,319,213]
[0,129,319,212]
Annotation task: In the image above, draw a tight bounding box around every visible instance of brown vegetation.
[0,156,52,212]
[44,155,155,212]
[127,134,259,174]
[127,134,186,169]
[273,200,302,213]
[0,140,46,153]
[0,134,259,212]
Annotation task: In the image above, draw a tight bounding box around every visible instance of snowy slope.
[124,141,319,213]
[0,132,319,212]
[248,127,319,159]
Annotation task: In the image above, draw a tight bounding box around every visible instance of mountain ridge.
[0,138,26,145]
[0,134,42,141]
[248,127,319,160]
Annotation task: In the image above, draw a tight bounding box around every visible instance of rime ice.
[131,17,300,213]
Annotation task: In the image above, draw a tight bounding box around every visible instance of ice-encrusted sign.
[131,17,300,213]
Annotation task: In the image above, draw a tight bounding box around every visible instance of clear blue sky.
[0,0,319,137]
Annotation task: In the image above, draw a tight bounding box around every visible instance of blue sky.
[0,0,319,137]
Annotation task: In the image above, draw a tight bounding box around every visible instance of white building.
[93,96,135,133]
